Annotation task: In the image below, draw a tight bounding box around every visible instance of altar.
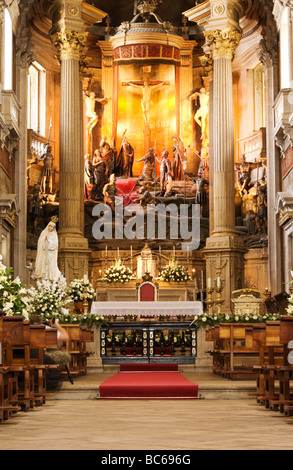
[91,301,203,319]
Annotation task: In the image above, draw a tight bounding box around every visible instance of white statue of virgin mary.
[34,217,63,282]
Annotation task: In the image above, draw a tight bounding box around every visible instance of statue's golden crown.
[51,216,59,224]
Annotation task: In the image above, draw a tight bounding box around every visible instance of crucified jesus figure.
[84,91,108,134]
[122,79,170,126]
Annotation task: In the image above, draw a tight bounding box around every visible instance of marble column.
[200,52,214,234]
[98,41,114,145]
[258,33,282,295]
[52,30,90,281]
[14,4,35,282]
[204,29,246,313]
[180,40,197,146]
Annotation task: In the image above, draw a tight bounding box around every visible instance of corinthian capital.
[51,29,88,61]
[204,28,242,59]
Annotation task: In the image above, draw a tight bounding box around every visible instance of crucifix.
[122,78,170,127]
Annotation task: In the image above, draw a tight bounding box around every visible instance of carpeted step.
[120,364,178,372]
[100,372,198,399]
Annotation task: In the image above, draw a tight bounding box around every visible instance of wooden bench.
[60,324,94,378]
[0,315,59,421]
[252,318,293,413]
[207,323,260,379]
[0,316,35,411]
[29,324,59,405]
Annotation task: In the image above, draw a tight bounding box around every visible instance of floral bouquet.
[102,258,134,284]
[191,312,284,329]
[25,279,70,322]
[0,255,27,317]
[67,278,96,303]
[286,271,293,315]
[159,257,191,283]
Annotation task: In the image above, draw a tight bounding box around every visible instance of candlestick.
[206,286,214,315]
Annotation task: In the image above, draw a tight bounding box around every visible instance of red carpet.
[120,364,178,372]
[100,365,198,399]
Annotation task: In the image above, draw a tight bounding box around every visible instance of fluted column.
[52,29,90,281]
[204,28,245,313]
[205,29,241,235]
[258,30,282,295]
[53,30,86,237]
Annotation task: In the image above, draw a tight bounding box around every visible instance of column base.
[58,235,91,282]
[204,233,246,314]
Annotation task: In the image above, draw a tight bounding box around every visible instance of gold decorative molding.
[204,28,242,59]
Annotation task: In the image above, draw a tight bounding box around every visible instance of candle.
[84,274,89,284]
[207,278,212,289]
[216,277,222,288]
[131,246,133,258]
[194,278,198,291]
[105,245,108,257]
[117,248,120,258]
[201,271,204,290]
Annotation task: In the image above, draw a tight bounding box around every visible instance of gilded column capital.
[51,29,88,61]
[204,28,241,59]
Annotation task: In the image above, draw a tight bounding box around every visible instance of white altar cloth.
[91,301,203,317]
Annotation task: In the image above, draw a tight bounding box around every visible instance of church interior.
[1,0,293,451]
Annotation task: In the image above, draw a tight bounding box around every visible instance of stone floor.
[0,368,293,450]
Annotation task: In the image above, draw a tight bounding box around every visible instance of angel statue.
[33,216,64,283]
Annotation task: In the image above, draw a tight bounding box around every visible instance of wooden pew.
[0,316,35,411]
[60,324,94,378]
[207,323,260,379]
[29,324,59,405]
[253,318,293,413]
[251,324,267,403]
[276,316,293,415]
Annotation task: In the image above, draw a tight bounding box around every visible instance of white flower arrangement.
[0,255,28,317]
[159,257,191,283]
[192,312,284,329]
[286,273,293,315]
[102,258,134,284]
[25,279,70,321]
[67,278,95,303]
